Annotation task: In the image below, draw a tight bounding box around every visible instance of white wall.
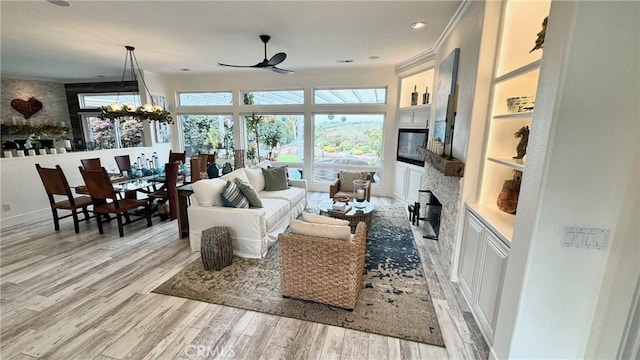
[166,67,399,194]
[141,71,174,156]
[493,1,640,358]
[0,147,165,227]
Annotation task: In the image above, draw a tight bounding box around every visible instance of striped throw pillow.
[220,180,249,208]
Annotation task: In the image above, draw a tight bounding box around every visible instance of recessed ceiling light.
[97,75,105,78]
[411,21,427,29]
[369,56,379,60]
[47,0,71,7]
[336,59,353,63]
[180,68,190,72]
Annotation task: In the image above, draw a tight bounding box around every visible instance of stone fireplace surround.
[421,162,463,276]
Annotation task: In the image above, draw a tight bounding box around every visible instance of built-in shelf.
[418,147,465,177]
[399,103,432,111]
[495,59,542,84]
[466,202,514,245]
[487,157,525,171]
[493,111,534,120]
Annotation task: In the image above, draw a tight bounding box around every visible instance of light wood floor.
[1,193,488,360]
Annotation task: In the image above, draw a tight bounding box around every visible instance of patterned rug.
[153,205,444,346]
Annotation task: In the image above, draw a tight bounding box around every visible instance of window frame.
[313,86,388,105]
[177,91,234,107]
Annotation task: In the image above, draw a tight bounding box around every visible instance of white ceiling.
[1,1,462,82]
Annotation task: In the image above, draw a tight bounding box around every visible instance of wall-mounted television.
[396,128,428,166]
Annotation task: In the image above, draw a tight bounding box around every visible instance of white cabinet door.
[406,168,424,204]
[412,107,430,126]
[474,229,509,343]
[393,163,408,199]
[398,109,414,125]
[458,211,484,302]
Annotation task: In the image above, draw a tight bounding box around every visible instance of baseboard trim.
[0,208,49,228]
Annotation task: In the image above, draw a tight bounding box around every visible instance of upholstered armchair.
[279,221,367,309]
[329,171,372,201]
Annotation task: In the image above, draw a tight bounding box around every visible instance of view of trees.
[87,117,142,150]
[314,114,383,166]
[181,115,234,158]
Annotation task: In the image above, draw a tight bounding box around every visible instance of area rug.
[153,205,444,346]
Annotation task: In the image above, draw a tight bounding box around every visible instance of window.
[314,88,387,104]
[313,113,384,182]
[78,93,140,109]
[244,114,304,163]
[178,92,233,106]
[242,90,304,105]
[82,114,143,150]
[180,114,234,159]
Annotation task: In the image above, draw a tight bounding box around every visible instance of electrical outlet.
[2,204,11,212]
[562,226,609,250]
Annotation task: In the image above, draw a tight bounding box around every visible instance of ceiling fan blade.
[267,52,286,66]
[218,63,256,68]
[271,66,294,75]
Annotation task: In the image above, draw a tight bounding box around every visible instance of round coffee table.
[317,199,375,233]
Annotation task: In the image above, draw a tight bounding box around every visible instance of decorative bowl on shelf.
[506,96,535,113]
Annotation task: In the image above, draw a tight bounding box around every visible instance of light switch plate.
[562,226,609,250]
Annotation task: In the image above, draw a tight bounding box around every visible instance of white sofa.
[187,165,307,258]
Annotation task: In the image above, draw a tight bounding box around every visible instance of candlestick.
[64,140,72,149]
[49,148,57,155]
[59,148,66,154]
[16,150,25,157]
[28,150,36,156]
[4,151,13,158]
[39,149,47,156]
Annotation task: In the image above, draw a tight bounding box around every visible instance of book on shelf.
[331,202,351,213]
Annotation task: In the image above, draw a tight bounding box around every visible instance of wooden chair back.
[199,155,208,173]
[81,158,102,171]
[168,151,186,164]
[165,162,179,218]
[114,155,132,174]
[190,157,201,182]
[35,164,74,201]
[79,166,118,205]
[207,153,216,165]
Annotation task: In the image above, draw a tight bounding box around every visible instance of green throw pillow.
[220,181,249,208]
[234,177,263,208]
[262,167,288,191]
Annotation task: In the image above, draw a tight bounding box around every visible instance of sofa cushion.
[290,219,351,241]
[220,181,250,209]
[259,186,305,208]
[261,198,290,230]
[250,160,272,169]
[234,177,263,208]
[244,167,265,192]
[262,167,288,191]
[302,212,349,226]
[339,171,368,192]
[220,168,250,184]
[192,178,227,206]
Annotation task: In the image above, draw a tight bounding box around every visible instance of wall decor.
[155,121,171,143]
[433,48,460,156]
[529,16,548,53]
[10,97,43,119]
[497,170,522,214]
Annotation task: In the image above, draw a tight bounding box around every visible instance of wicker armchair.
[279,221,367,309]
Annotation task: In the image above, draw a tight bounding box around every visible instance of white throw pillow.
[290,219,351,241]
[244,167,265,192]
[250,160,272,169]
[220,168,250,184]
[192,178,227,206]
[302,212,349,226]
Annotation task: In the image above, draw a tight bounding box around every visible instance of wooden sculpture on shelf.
[497,170,522,214]
[529,16,548,53]
[514,126,530,159]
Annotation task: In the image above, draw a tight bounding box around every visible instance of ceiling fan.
[218,35,294,75]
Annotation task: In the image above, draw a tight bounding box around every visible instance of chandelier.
[99,46,172,124]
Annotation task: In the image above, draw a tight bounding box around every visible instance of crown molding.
[395,0,474,77]
[433,0,474,52]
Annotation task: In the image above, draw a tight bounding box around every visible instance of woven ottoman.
[200,226,233,271]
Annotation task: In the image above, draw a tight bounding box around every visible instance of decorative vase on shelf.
[207,163,219,178]
[410,85,419,106]
[221,163,233,175]
[353,180,368,208]
[422,86,430,104]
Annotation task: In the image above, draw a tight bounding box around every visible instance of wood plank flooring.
[1,193,488,359]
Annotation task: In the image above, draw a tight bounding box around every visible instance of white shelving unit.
[473,0,551,243]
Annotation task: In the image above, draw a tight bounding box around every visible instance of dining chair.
[81,158,102,171]
[147,162,179,220]
[168,151,186,164]
[35,164,93,233]
[190,157,202,183]
[79,166,152,237]
[199,155,209,177]
[207,153,216,165]
[114,155,132,175]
